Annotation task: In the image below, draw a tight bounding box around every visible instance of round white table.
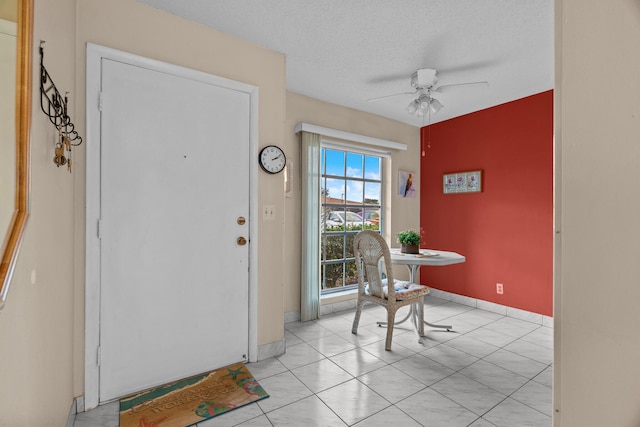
[385,248,466,331]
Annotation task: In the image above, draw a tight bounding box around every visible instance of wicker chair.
[351,230,430,351]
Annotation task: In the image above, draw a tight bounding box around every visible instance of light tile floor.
[73,296,552,427]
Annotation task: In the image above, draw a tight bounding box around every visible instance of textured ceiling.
[140,0,554,127]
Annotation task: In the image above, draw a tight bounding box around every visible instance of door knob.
[237,236,247,246]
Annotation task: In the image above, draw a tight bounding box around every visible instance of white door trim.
[84,43,259,410]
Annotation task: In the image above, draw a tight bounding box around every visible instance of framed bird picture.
[398,170,416,198]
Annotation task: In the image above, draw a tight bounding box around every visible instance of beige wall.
[555,0,640,425]
[0,0,77,425]
[1,0,287,424]
[0,0,17,22]
[0,22,15,240]
[283,92,420,314]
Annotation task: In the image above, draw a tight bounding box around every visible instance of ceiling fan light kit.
[369,68,488,118]
[406,99,419,114]
[428,98,443,113]
[407,92,443,117]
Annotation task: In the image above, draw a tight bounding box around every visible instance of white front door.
[95,55,253,402]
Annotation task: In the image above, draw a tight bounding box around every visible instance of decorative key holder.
[40,41,82,172]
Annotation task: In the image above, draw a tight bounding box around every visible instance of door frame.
[84,43,259,410]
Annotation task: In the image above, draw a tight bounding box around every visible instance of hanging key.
[53,142,67,167]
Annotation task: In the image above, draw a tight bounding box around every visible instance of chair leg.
[352,299,364,335]
[417,299,425,337]
[385,307,396,351]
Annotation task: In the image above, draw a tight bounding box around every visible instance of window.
[320,147,383,293]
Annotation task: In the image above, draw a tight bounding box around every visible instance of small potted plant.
[397,230,421,254]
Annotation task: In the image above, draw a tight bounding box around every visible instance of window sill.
[319,289,358,316]
[320,288,358,304]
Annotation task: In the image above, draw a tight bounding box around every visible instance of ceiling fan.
[367,68,488,117]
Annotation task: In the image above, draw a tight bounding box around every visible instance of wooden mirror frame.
[0,0,33,309]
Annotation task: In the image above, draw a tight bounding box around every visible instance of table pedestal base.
[376,263,453,335]
[376,303,452,331]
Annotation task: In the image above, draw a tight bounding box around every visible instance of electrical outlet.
[496,283,504,294]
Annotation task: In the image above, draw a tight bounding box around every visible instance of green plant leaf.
[396,230,420,246]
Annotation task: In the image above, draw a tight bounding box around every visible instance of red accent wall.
[420,90,553,316]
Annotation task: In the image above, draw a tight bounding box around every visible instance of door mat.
[119,362,269,427]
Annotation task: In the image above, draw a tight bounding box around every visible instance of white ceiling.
[139,0,554,128]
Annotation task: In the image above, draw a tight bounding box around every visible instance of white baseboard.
[427,288,553,326]
[284,311,301,324]
[319,298,357,317]
[310,287,552,327]
[66,396,85,426]
[258,339,286,359]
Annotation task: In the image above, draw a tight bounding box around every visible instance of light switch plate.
[263,205,275,220]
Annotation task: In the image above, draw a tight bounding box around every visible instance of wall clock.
[259,145,286,174]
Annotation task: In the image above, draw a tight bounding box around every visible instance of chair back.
[353,230,396,301]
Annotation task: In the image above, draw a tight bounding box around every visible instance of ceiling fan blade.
[434,81,489,93]
[366,72,411,84]
[436,59,497,75]
[367,91,416,102]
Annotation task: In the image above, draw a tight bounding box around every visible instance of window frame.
[320,143,385,295]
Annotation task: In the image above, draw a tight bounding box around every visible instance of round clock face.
[259,145,286,174]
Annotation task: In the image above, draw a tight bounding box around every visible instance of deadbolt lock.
[237,236,247,246]
[237,216,246,225]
